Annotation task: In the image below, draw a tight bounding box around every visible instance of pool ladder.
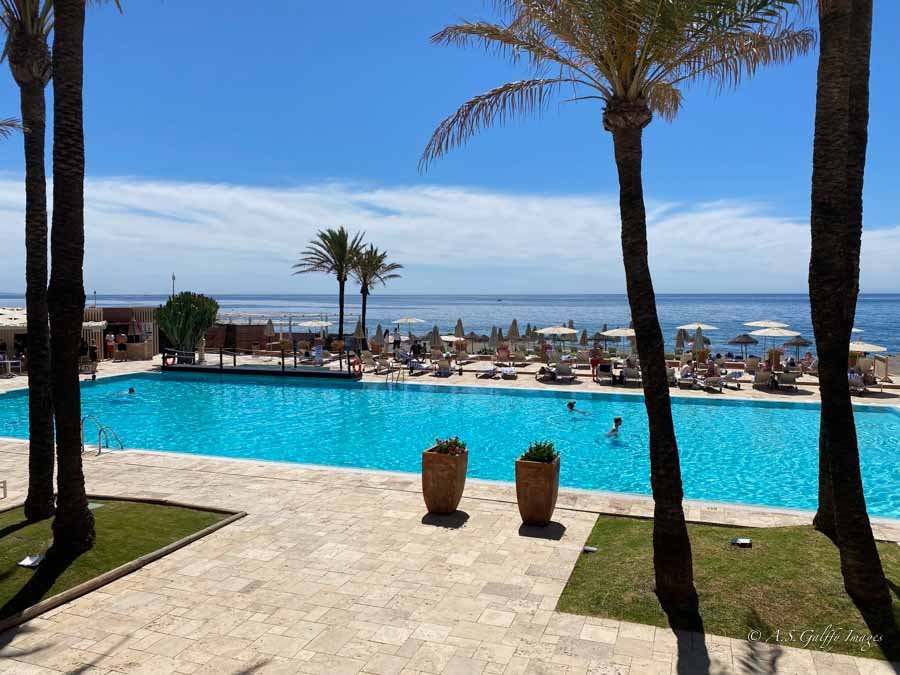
[386,364,406,383]
[80,415,124,456]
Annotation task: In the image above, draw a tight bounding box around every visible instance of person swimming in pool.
[128,387,136,394]
[605,417,622,437]
[566,401,588,415]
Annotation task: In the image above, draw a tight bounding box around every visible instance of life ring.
[351,357,363,377]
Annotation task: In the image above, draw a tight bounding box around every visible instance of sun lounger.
[873,355,893,392]
[476,364,498,379]
[745,357,761,374]
[408,359,429,376]
[620,367,641,386]
[723,371,743,389]
[666,368,677,387]
[753,370,776,390]
[432,359,452,377]
[510,351,530,366]
[500,367,517,379]
[778,371,799,391]
[848,373,867,395]
[554,363,578,382]
[455,351,474,365]
[677,375,697,389]
[700,376,723,393]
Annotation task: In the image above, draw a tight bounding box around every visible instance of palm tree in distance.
[352,245,403,338]
[2,0,56,521]
[421,0,813,605]
[293,227,365,342]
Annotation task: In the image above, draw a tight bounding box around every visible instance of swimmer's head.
[613,417,622,427]
[567,401,575,411]
[128,387,135,394]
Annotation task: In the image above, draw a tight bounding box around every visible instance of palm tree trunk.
[19,82,55,522]
[337,278,346,342]
[48,0,95,554]
[810,0,888,608]
[812,417,835,538]
[360,287,369,333]
[610,121,695,605]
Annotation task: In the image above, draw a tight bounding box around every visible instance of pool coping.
[0,494,246,634]
[6,442,886,541]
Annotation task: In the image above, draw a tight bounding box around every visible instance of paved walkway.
[0,441,896,674]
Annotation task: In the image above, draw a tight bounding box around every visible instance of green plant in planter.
[157,292,219,352]
[521,440,558,463]
[433,436,467,455]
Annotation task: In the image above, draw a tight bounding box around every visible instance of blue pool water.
[1,373,898,518]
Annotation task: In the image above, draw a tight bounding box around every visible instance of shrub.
[521,441,558,463]
[433,436,467,455]
[157,292,219,352]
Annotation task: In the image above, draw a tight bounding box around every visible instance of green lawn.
[558,516,900,660]
[0,500,227,621]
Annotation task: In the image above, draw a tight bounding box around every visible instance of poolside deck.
[1,439,898,674]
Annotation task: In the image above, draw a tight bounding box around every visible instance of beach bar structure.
[0,305,158,360]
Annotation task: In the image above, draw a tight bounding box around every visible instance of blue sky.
[0,1,898,295]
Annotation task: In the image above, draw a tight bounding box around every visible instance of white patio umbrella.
[851,327,864,333]
[849,341,886,353]
[454,318,465,338]
[298,320,331,328]
[536,325,578,337]
[601,327,635,353]
[677,323,719,331]
[745,320,789,329]
[600,327,636,338]
[749,327,800,353]
[394,317,426,342]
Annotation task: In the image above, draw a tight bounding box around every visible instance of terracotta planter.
[422,448,468,514]
[515,456,560,526]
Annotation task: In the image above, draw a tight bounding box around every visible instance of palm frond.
[352,245,403,291]
[419,77,573,171]
[293,227,365,283]
[0,117,22,138]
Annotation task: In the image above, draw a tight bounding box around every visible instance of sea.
[1,293,898,355]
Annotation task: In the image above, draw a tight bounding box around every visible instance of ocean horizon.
[2,292,897,354]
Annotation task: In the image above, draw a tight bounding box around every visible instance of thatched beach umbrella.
[567,319,575,329]
[508,319,520,343]
[692,326,704,359]
[674,328,689,354]
[353,319,365,339]
[727,333,758,360]
[579,329,588,347]
[525,322,532,339]
[783,335,812,360]
[371,324,384,346]
[429,325,441,347]
[264,319,275,343]
[497,328,505,343]
[489,326,499,349]
[454,318,465,338]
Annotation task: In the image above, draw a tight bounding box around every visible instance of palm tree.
[352,245,402,337]
[809,0,889,610]
[47,0,94,553]
[0,116,21,136]
[2,0,55,521]
[421,0,813,604]
[293,227,365,341]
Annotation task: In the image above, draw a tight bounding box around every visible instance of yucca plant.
[293,227,365,341]
[157,292,220,353]
[352,245,403,337]
[421,0,814,605]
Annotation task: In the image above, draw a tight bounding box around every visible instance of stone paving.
[0,440,898,674]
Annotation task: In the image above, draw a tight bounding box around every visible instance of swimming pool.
[1,373,898,518]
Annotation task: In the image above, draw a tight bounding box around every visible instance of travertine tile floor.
[0,440,897,674]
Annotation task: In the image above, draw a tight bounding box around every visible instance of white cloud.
[0,176,897,294]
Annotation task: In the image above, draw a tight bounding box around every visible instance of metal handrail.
[81,415,124,456]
